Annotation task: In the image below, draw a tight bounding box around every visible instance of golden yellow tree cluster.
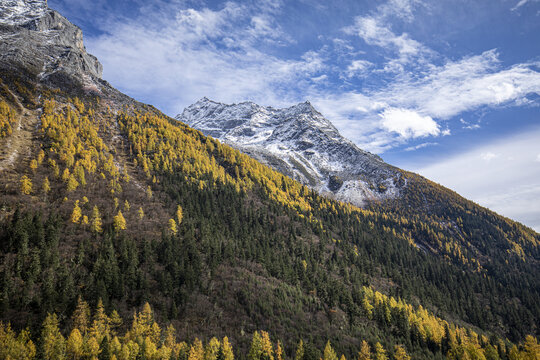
[0,100,16,138]
[1,300,539,360]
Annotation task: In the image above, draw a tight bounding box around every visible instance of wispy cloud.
[511,0,540,11]
[480,152,498,161]
[404,142,438,151]
[343,0,432,74]
[344,16,424,59]
[387,51,540,119]
[346,59,373,78]
[460,118,481,130]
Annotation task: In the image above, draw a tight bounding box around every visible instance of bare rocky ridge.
[177,98,405,207]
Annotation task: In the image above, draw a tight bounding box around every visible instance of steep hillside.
[177,97,540,336]
[0,1,539,360]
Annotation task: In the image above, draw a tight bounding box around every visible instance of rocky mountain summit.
[177,98,405,206]
[0,0,102,90]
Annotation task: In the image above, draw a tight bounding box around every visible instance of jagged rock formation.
[177,98,405,207]
[0,0,102,90]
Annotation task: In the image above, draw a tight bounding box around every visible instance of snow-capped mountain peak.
[177,99,404,207]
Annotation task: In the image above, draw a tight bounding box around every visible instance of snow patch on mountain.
[177,98,406,207]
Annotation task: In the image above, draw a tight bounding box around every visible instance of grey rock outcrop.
[0,0,102,89]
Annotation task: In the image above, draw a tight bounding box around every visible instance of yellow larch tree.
[30,159,38,172]
[71,200,82,223]
[67,174,79,192]
[189,339,204,360]
[205,337,220,360]
[222,337,234,360]
[168,219,178,235]
[91,206,103,233]
[358,341,371,360]
[374,343,387,360]
[324,341,338,360]
[275,341,283,360]
[393,345,409,360]
[89,299,110,343]
[20,175,32,195]
[295,340,304,360]
[114,210,126,231]
[41,313,66,360]
[86,336,100,359]
[176,205,183,225]
[66,328,84,360]
[42,177,50,194]
[522,335,539,360]
[260,331,274,360]
[62,168,70,181]
[71,296,91,335]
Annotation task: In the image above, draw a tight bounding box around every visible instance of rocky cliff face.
[177,98,405,207]
[0,0,102,90]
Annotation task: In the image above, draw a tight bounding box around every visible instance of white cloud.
[480,152,498,161]
[379,0,422,21]
[311,74,328,82]
[416,127,540,231]
[345,17,420,55]
[404,142,438,151]
[379,50,540,119]
[342,0,432,75]
[311,50,540,152]
[536,154,540,162]
[344,16,429,72]
[380,108,439,138]
[511,0,540,11]
[346,59,373,78]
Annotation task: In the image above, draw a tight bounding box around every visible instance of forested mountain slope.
[0,1,538,360]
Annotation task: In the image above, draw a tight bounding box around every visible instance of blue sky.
[48,0,540,230]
